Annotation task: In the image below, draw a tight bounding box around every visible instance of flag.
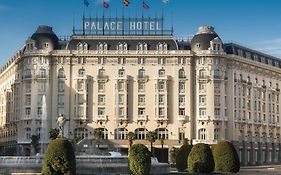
[163,0,169,4]
[103,1,109,8]
[84,0,90,7]
[123,0,129,6]
[143,1,149,9]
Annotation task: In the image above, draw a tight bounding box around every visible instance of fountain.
[40,95,48,154]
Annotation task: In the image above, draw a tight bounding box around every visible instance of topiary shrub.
[175,144,192,171]
[42,138,76,175]
[128,143,151,175]
[188,143,214,173]
[212,140,240,173]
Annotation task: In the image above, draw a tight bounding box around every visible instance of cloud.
[252,38,281,58]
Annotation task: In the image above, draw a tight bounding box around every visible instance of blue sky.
[0,0,281,65]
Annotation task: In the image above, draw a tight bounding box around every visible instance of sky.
[0,0,281,66]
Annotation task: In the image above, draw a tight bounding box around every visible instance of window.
[138,69,145,78]
[198,128,207,140]
[118,94,124,104]
[118,107,125,117]
[199,95,206,104]
[37,94,44,105]
[199,83,206,91]
[115,128,128,140]
[118,69,125,77]
[74,128,88,139]
[36,128,42,139]
[138,82,145,92]
[98,82,105,92]
[38,82,46,92]
[199,108,206,116]
[159,107,165,116]
[179,95,185,104]
[25,94,31,106]
[215,108,220,116]
[37,107,42,116]
[58,107,64,115]
[98,95,105,104]
[155,128,169,139]
[179,82,185,92]
[58,81,65,92]
[179,130,185,141]
[138,57,145,64]
[25,128,31,140]
[214,128,220,140]
[179,69,185,78]
[24,69,32,78]
[77,106,84,116]
[25,107,31,115]
[78,68,85,77]
[98,69,105,77]
[159,82,165,90]
[58,68,65,78]
[179,108,185,115]
[39,68,46,78]
[25,83,31,93]
[213,58,220,64]
[118,81,125,91]
[159,94,165,104]
[213,69,220,78]
[78,94,85,104]
[98,107,105,115]
[135,128,147,140]
[138,108,145,115]
[199,69,206,78]
[158,69,165,77]
[58,95,64,105]
[138,95,145,104]
[77,80,84,90]
[118,58,126,64]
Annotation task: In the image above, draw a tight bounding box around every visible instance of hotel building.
[0,22,280,165]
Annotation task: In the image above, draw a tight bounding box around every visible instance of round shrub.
[188,143,214,173]
[212,140,240,173]
[128,144,151,175]
[42,138,76,175]
[175,144,192,171]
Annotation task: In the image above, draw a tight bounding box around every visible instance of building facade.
[0,23,281,165]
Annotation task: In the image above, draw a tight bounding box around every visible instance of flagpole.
[83,1,85,35]
[142,0,144,35]
[103,0,105,35]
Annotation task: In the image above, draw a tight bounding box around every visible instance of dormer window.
[78,43,83,51]
[138,43,143,51]
[196,43,201,48]
[163,43,168,51]
[83,43,88,51]
[143,43,148,51]
[103,43,108,51]
[44,43,49,48]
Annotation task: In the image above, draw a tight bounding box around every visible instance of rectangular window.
[58,107,64,115]
[25,107,31,115]
[78,94,85,104]
[98,107,105,115]
[37,107,42,116]
[118,81,125,91]
[58,95,64,105]
[159,108,165,116]
[25,94,31,106]
[159,94,165,103]
[179,108,185,115]
[215,108,220,115]
[118,94,124,104]
[179,95,185,104]
[199,108,206,116]
[38,82,46,92]
[138,82,145,92]
[159,82,165,90]
[118,107,124,116]
[58,81,65,92]
[37,94,43,105]
[78,106,84,116]
[25,83,31,93]
[98,95,105,104]
[199,95,206,104]
[77,81,84,90]
[138,108,145,115]
[199,83,206,91]
[138,95,145,104]
[179,82,185,92]
[98,82,105,92]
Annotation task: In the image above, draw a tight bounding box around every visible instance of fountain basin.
[0,156,170,175]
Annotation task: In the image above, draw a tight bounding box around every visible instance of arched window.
[138,43,143,51]
[77,43,83,51]
[95,128,108,139]
[58,68,65,78]
[198,128,207,140]
[39,68,46,78]
[123,43,128,51]
[83,43,88,51]
[155,128,169,139]
[98,68,105,77]
[138,69,145,78]
[114,128,128,140]
[118,69,125,77]
[179,69,185,78]
[74,127,88,140]
[143,43,148,51]
[163,43,168,51]
[118,43,123,51]
[103,43,108,51]
[135,128,148,140]
[158,69,165,77]
[25,128,31,140]
[199,69,206,78]
[158,43,163,51]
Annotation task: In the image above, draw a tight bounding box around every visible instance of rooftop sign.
[74,17,173,36]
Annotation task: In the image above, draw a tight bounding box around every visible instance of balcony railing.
[137,115,147,121]
[178,115,188,121]
[97,115,107,121]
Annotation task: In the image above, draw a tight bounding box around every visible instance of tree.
[188,143,214,173]
[146,131,157,157]
[128,144,151,175]
[175,142,192,172]
[169,147,180,166]
[49,128,60,140]
[93,129,103,148]
[31,135,40,154]
[212,140,240,173]
[42,138,76,175]
[126,132,136,148]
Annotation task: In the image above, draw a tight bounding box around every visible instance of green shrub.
[212,140,240,173]
[175,144,192,171]
[188,143,214,173]
[128,144,151,175]
[42,138,76,175]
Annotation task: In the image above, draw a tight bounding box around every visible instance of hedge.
[175,144,192,171]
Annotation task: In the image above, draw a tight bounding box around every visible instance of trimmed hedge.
[188,143,214,173]
[42,138,76,175]
[212,140,240,173]
[175,144,192,172]
[128,144,151,175]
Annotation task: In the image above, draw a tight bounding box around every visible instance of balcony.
[58,75,66,79]
[198,75,210,82]
[154,75,169,80]
[178,115,188,122]
[97,75,109,81]
[138,102,145,106]
[36,75,47,79]
[96,115,107,121]
[213,75,222,80]
[155,115,168,121]
[137,115,147,121]
[23,74,32,80]
[137,75,149,81]
[179,102,185,106]
[114,75,129,80]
